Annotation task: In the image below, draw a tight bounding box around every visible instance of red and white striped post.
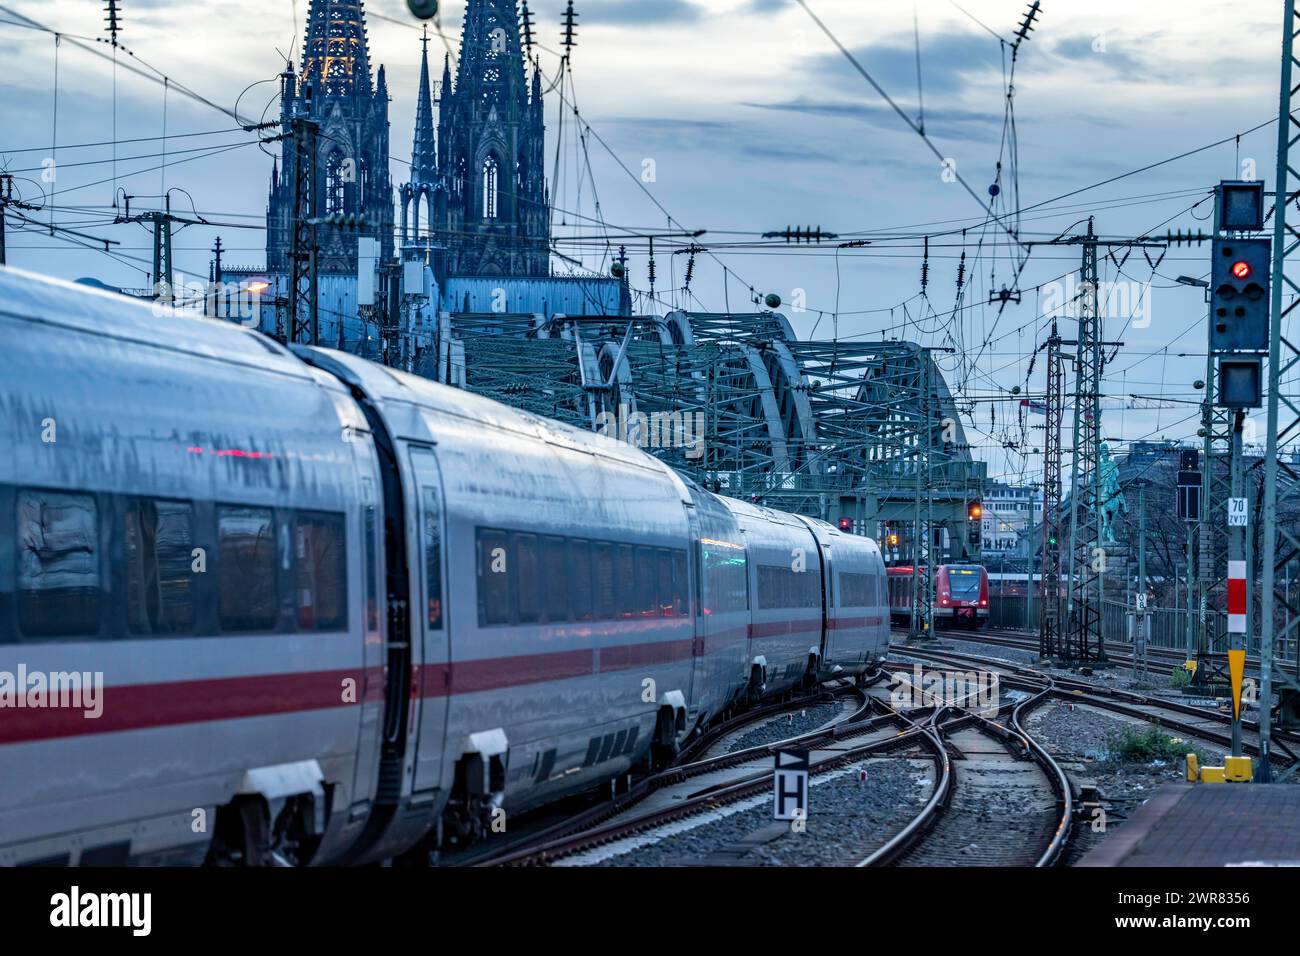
[1227,560,1247,635]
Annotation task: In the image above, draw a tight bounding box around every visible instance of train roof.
[0,266,312,381]
[296,347,693,483]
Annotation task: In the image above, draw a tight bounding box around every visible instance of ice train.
[0,267,889,866]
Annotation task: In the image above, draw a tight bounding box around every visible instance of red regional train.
[886,564,989,630]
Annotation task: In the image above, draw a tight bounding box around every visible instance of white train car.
[724,498,826,696]
[808,517,890,675]
[0,267,891,866]
[295,351,735,858]
[0,270,384,866]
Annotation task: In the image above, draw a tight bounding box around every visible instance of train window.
[759,566,782,610]
[421,488,443,629]
[295,513,347,631]
[124,498,195,635]
[515,533,542,624]
[615,545,636,618]
[363,491,380,635]
[543,536,569,623]
[635,547,657,617]
[804,569,821,608]
[839,572,873,608]
[700,538,747,615]
[16,490,102,638]
[217,507,277,632]
[757,564,822,610]
[672,550,688,616]
[656,550,674,617]
[570,539,594,621]
[593,542,616,619]
[477,529,512,626]
[757,565,775,609]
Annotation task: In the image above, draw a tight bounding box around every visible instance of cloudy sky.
[0,0,1290,484]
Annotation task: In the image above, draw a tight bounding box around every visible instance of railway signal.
[1176,453,1201,523]
[1210,237,1271,353]
[1216,179,1265,232]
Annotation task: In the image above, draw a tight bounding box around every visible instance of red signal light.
[1231,260,1253,280]
[968,502,983,520]
[838,517,852,532]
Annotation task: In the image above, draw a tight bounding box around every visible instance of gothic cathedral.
[267,0,550,280]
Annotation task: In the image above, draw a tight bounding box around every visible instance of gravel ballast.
[579,757,931,867]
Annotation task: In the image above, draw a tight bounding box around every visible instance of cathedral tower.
[433,0,550,277]
[266,0,394,274]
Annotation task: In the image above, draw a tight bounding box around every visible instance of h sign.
[773,749,810,821]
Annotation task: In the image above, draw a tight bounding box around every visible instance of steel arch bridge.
[421,308,986,562]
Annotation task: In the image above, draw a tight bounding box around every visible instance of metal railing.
[989,595,1241,654]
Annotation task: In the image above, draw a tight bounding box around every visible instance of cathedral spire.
[433,0,550,277]
[267,0,392,274]
[412,28,436,185]
[299,0,374,100]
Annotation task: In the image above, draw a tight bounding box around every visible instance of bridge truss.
[427,307,986,568]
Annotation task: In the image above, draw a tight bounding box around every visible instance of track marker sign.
[773,749,809,821]
[1227,560,1246,634]
[1228,498,1248,527]
[1229,649,1247,719]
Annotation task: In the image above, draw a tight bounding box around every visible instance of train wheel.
[206,796,271,867]
[649,707,680,771]
[745,665,766,707]
[801,655,819,690]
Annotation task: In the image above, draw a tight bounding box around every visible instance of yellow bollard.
[1200,765,1227,783]
[1224,755,1253,782]
[1185,753,1199,782]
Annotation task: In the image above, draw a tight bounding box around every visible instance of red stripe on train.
[2,616,885,743]
[0,667,381,745]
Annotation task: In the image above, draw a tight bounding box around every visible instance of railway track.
[464,632,1295,868]
[460,678,890,866]
[888,642,1300,768]
[947,625,1298,683]
[860,671,1073,867]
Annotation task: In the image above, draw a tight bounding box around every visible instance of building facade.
[982,481,1043,555]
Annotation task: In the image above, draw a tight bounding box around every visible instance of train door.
[794,517,833,668]
[815,535,833,666]
[407,447,451,797]
[349,474,385,815]
[683,500,702,709]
